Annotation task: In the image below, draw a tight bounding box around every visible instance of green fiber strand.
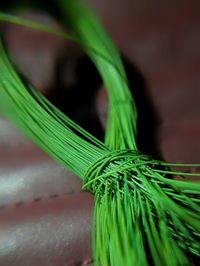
[58,0,137,150]
[0,12,75,41]
[0,12,130,93]
[0,40,109,177]
[0,1,200,265]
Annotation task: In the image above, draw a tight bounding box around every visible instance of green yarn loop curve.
[0,1,200,265]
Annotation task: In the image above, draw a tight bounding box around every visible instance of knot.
[82,149,156,195]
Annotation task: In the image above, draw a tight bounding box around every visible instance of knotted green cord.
[0,1,200,265]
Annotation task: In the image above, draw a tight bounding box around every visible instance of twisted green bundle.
[0,1,200,265]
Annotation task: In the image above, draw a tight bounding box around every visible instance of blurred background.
[0,0,199,265]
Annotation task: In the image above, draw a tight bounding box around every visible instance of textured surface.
[0,193,93,266]
[0,1,200,265]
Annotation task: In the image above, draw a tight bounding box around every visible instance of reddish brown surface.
[0,1,200,265]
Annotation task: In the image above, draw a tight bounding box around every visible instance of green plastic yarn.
[0,1,200,265]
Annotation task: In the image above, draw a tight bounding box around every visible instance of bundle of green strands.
[83,149,200,265]
[0,1,200,265]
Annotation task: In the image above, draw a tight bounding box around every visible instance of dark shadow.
[48,53,160,158]
[49,53,104,140]
[123,57,160,158]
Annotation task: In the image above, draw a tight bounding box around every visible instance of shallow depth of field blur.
[0,1,199,265]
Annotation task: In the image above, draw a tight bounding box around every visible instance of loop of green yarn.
[0,1,200,265]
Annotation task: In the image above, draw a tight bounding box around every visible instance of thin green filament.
[0,1,199,265]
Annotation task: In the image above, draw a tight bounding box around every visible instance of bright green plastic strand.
[0,12,131,97]
[58,0,138,150]
[0,12,75,41]
[0,40,110,177]
[0,1,200,265]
